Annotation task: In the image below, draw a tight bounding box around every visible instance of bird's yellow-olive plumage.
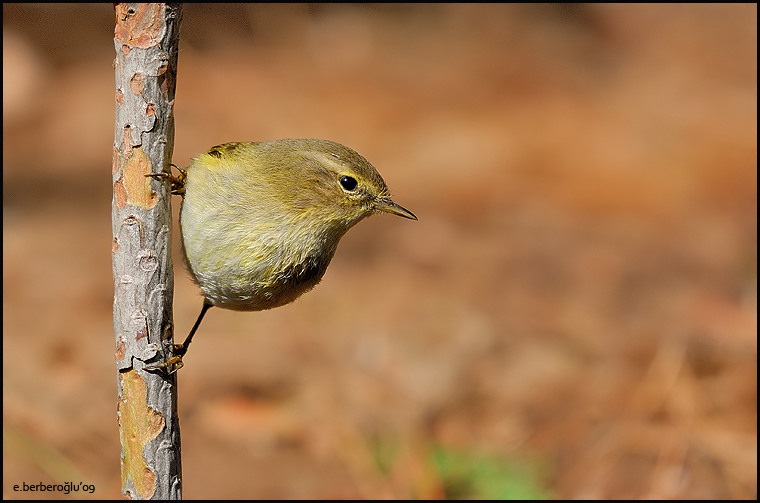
[180,139,416,312]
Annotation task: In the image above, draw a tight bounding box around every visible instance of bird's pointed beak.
[375,197,418,220]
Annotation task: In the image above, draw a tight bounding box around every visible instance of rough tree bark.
[111,4,183,500]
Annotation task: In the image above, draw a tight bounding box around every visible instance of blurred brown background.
[3,3,756,499]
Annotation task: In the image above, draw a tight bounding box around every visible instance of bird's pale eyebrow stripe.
[301,151,345,171]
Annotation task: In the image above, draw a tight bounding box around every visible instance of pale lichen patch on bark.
[122,146,158,209]
[118,370,165,499]
[130,72,145,94]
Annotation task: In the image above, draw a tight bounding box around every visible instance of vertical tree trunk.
[112,3,183,499]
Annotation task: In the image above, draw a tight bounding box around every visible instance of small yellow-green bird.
[150,139,416,370]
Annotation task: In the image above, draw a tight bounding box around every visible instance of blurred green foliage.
[431,446,551,500]
[371,437,552,499]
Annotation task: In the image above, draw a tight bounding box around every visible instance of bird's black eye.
[339,175,358,191]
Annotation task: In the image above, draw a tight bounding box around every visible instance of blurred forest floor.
[3,4,757,499]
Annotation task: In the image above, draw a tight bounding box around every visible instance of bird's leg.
[145,301,213,373]
[145,163,187,195]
